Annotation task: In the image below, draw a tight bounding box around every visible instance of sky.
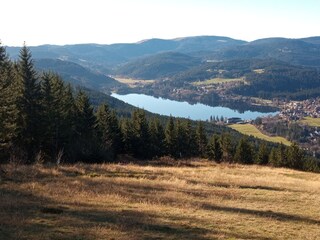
[1,0,319,46]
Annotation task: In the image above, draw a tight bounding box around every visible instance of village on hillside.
[278,98,320,121]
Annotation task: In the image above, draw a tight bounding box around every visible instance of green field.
[192,77,245,86]
[300,117,320,127]
[1,161,319,239]
[230,124,291,146]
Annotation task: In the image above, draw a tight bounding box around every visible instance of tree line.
[0,44,319,172]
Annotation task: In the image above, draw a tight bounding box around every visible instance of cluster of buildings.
[278,98,320,121]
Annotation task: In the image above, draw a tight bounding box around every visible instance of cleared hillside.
[0,160,319,240]
[229,124,291,146]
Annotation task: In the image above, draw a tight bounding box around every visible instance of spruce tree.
[14,44,41,162]
[185,120,197,157]
[207,134,222,163]
[0,43,17,160]
[286,142,304,169]
[73,90,97,162]
[121,118,135,155]
[269,147,278,166]
[96,104,122,160]
[196,121,207,158]
[234,137,254,164]
[221,133,233,162]
[131,109,150,159]
[165,116,177,157]
[256,143,269,165]
[149,118,165,158]
[39,72,75,161]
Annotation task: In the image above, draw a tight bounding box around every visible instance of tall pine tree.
[234,137,254,164]
[207,134,222,163]
[73,90,97,162]
[196,121,207,158]
[0,43,18,160]
[165,116,177,157]
[96,104,122,161]
[14,44,41,162]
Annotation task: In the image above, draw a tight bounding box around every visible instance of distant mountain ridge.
[6,35,320,71]
[5,36,246,68]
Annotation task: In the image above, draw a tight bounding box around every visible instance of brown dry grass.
[0,160,319,239]
[113,77,155,88]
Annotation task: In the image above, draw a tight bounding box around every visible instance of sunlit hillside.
[1,160,319,240]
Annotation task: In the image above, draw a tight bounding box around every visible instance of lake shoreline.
[111,93,278,121]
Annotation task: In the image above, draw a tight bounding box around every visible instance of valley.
[4,35,320,159]
[2,1,320,240]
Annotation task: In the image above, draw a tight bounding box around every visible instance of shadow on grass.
[0,186,211,240]
[202,203,320,225]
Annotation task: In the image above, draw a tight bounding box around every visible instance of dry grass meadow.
[192,78,245,86]
[0,159,319,240]
[113,77,155,88]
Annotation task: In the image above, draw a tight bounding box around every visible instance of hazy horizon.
[3,34,320,48]
[1,0,319,47]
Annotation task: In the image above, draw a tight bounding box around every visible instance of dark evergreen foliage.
[196,121,208,158]
[207,134,223,163]
[234,137,254,164]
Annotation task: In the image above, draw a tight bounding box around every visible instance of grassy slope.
[1,161,319,240]
[192,78,245,86]
[113,77,155,88]
[300,117,320,127]
[230,124,291,146]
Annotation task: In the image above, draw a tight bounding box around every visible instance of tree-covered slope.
[35,59,121,90]
[115,52,201,79]
[209,38,320,67]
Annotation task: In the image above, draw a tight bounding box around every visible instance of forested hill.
[35,59,121,90]
[115,52,201,79]
[170,59,320,99]
[1,44,319,172]
[207,38,320,67]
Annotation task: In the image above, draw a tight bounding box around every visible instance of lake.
[111,93,278,121]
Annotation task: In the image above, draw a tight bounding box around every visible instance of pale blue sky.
[1,0,319,46]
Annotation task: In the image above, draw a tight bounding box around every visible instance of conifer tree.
[131,109,150,158]
[269,147,278,166]
[0,43,17,159]
[256,143,269,165]
[207,134,222,163]
[234,137,254,164]
[96,104,122,160]
[39,72,75,161]
[165,116,177,157]
[175,120,194,158]
[121,118,135,155]
[73,90,97,162]
[196,121,207,157]
[14,44,41,162]
[149,118,165,158]
[286,142,304,169]
[185,120,197,157]
[275,143,287,167]
[221,133,233,162]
